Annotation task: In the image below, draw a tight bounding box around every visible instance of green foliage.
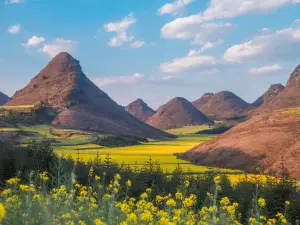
[196,123,233,134]
[97,134,146,147]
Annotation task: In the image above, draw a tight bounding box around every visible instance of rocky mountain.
[0,92,9,105]
[5,52,174,139]
[192,93,214,109]
[252,84,285,108]
[194,91,253,120]
[125,99,155,122]
[253,65,300,114]
[179,109,300,179]
[146,97,213,130]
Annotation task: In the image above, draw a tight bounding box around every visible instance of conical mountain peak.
[5,54,174,139]
[126,99,155,122]
[147,97,213,130]
[252,84,285,108]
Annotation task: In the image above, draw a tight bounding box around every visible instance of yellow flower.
[89,167,94,177]
[140,210,153,223]
[39,172,49,182]
[166,198,176,207]
[146,188,152,194]
[126,213,137,224]
[1,189,12,196]
[126,180,132,187]
[214,176,221,185]
[175,192,183,200]
[184,180,190,187]
[220,197,230,206]
[258,198,266,208]
[140,192,148,199]
[94,218,106,225]
[95,175,101,181]
[0,203,6,221]
[285,200,290,206]
[79,221,87,225]
[7,178,20,185]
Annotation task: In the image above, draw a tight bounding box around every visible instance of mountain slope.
[192,93,214,109]
[5,52,174,139]
[194,91,253,120]
[180,108,300,179]
[125,99,155,122]
[252,84,285,108]
[254,65,300,114]
[146,97,213,130]
[0,92,9,105]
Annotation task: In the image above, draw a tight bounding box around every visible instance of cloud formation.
[130,40,146,48]
[158,0,194,16]
[94,73,176,87]
[8,24,21,34]
[248,64,282,75]
[160,53,220,73]
[5,0,22,4]
[224,20,300,62]
[41,38,78,57]
[23,36,45,48]
[161,0,299,44]
[104,14,136,47]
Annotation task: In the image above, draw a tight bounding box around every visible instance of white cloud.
[94,73,176,87]
[161,0,299,43]
[188,40,223,55]
[161,21,232,44]
[5,0,22,4]
[224,20,300,62]
[23,36,45,48]
[41,38,78,57]
[130,40,146,48]
[248,64,282,75]
[104,14,136,47]
[158,0,194,16]
[160,53,220,73]
[8,24,21,34]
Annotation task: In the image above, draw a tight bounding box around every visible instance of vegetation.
[196,124,233,135]
[166,125,210,135]
[280,108,300,115]
[1,139,300,224]
[54,135,230,173]
[97,135,148,147]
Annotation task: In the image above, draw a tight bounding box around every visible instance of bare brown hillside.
[125,99,155,122]
[5,52,174,139]
[180,109,300,179]
[147,97,213,130]
[253,65,300,114]
[194,91,253,120]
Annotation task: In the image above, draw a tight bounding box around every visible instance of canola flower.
[0,174,293,225]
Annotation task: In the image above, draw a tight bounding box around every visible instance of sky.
[1,0,300,109]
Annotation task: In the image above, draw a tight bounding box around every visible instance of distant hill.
[253,65,300,114]
[193,91,253,120]
[192,93,214,109]
[125,99,155,122]
[179,108,300,179]
[251,84,285,108]
[146,97,213,130]
[5,52,174,139]
[0,92,9,105]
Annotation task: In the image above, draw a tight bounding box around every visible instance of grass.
[0,128,21,132]
[0,105,35,111]
[280,108,300,115]
[166,125,211,135]
[54,134,238,174]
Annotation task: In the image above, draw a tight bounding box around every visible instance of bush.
[196,124,233,134]
[97,134,146,147]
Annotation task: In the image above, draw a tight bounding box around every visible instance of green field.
[0,124,240,174]
[54,134,239,174]
[166,125,211,135]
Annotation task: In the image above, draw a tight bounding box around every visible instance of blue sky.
[1,0,300,109]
